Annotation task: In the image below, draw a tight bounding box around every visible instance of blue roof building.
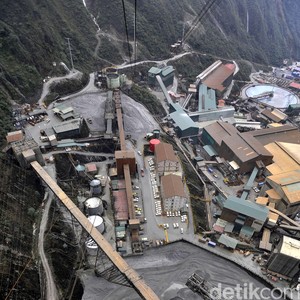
[169,103,199,137]
[221,196,268,237]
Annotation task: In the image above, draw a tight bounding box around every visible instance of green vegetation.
[122,83,165,116]
[0,0,97,147]
[44,72,89,106]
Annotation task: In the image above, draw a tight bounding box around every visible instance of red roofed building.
[289,82,300,90]
[85,163,97,174]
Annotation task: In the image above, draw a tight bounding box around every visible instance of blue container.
[208,241,216,248]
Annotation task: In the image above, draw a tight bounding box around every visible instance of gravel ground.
[121,94,158,140]
[80,241,283,300]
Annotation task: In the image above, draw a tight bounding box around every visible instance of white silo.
[90,179,101,196]
[85,237,98,256]
[88,215,105,234]
[85,197,103,216]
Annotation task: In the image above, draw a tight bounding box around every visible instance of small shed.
[218,234,238,250]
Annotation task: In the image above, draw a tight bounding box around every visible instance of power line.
[121,0,131,65]
[134,0,137,62]
[66,37,74,71]
[183,0,219,44]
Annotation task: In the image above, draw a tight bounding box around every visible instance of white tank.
[90,179,101,195]
[85,197,103,216]
[106,73,120,89]
[85,237,98,256]
[88,215,105,234]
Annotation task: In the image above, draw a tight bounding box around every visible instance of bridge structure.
[30,160,159,300]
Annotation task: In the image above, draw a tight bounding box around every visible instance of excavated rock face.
[0,158,42,299]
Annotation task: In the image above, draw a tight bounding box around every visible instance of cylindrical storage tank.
[75,164,85,177]
[85,197,103,216]
[88,215,105,234]
[149,139,160,152]
[85,237,98,256]
[90,179,101,196]
[106,73,120,89]
[153,129,160,139]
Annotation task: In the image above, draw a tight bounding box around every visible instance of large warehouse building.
[169,103,199,138]
[262,142,300,216]
[161,174,187,212]
[201,121,273,173]
[155,142,179,176]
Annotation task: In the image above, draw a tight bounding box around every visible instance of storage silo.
[149,139,160,152]
[85,197,103,216]
[106,73,120,89]
[88,215,105,234]
[85,237,98,256]
[90,179,101,196]
[153,129,160,139]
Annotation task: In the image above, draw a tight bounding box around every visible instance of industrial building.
[260,108,288,123]
[262,142,300,216]
[52,118,83,140]
[11,138,44,168]
[243,124,300,146]
[266,236,300,280]
[266,170,300,217]
[148,65,175,87]
[115,150,136,176]
[186,83,235,122]
[196,60,237,93]
[53,104,76,121]
[169,103,199,137]
[220,196,269,238]
[155,142,179,176]
[6,130,24,143]
[161,174,187,212]
[201,121,273,173]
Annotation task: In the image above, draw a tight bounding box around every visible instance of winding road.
[38,166,59,300]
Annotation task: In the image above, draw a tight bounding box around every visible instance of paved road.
[116,52,194,70]
[38,70,82,106]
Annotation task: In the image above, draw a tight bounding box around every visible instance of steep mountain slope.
[86,0,300,65]
[0,0,98,146]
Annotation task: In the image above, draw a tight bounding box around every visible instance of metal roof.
[148,67,161,75]
[203,145,217,157]
[240,225,255,237]
[155,142,178,163]
[224,196,268,222]
[243,124,300,145]
[222,132,272,163]
[161,66,174,77]
[267,169,300,203]
[53,118,81,134]
[203,121,238,146]
[280,236,300,259]
[261,109,287,123]
[202,63,235,92]
[218,234,238,249]
[169,103,198,131]
[289,82,300,90]
[161,174,186,199]
[265,142,300,175]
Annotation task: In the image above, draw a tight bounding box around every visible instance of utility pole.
[66,37,74,72]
